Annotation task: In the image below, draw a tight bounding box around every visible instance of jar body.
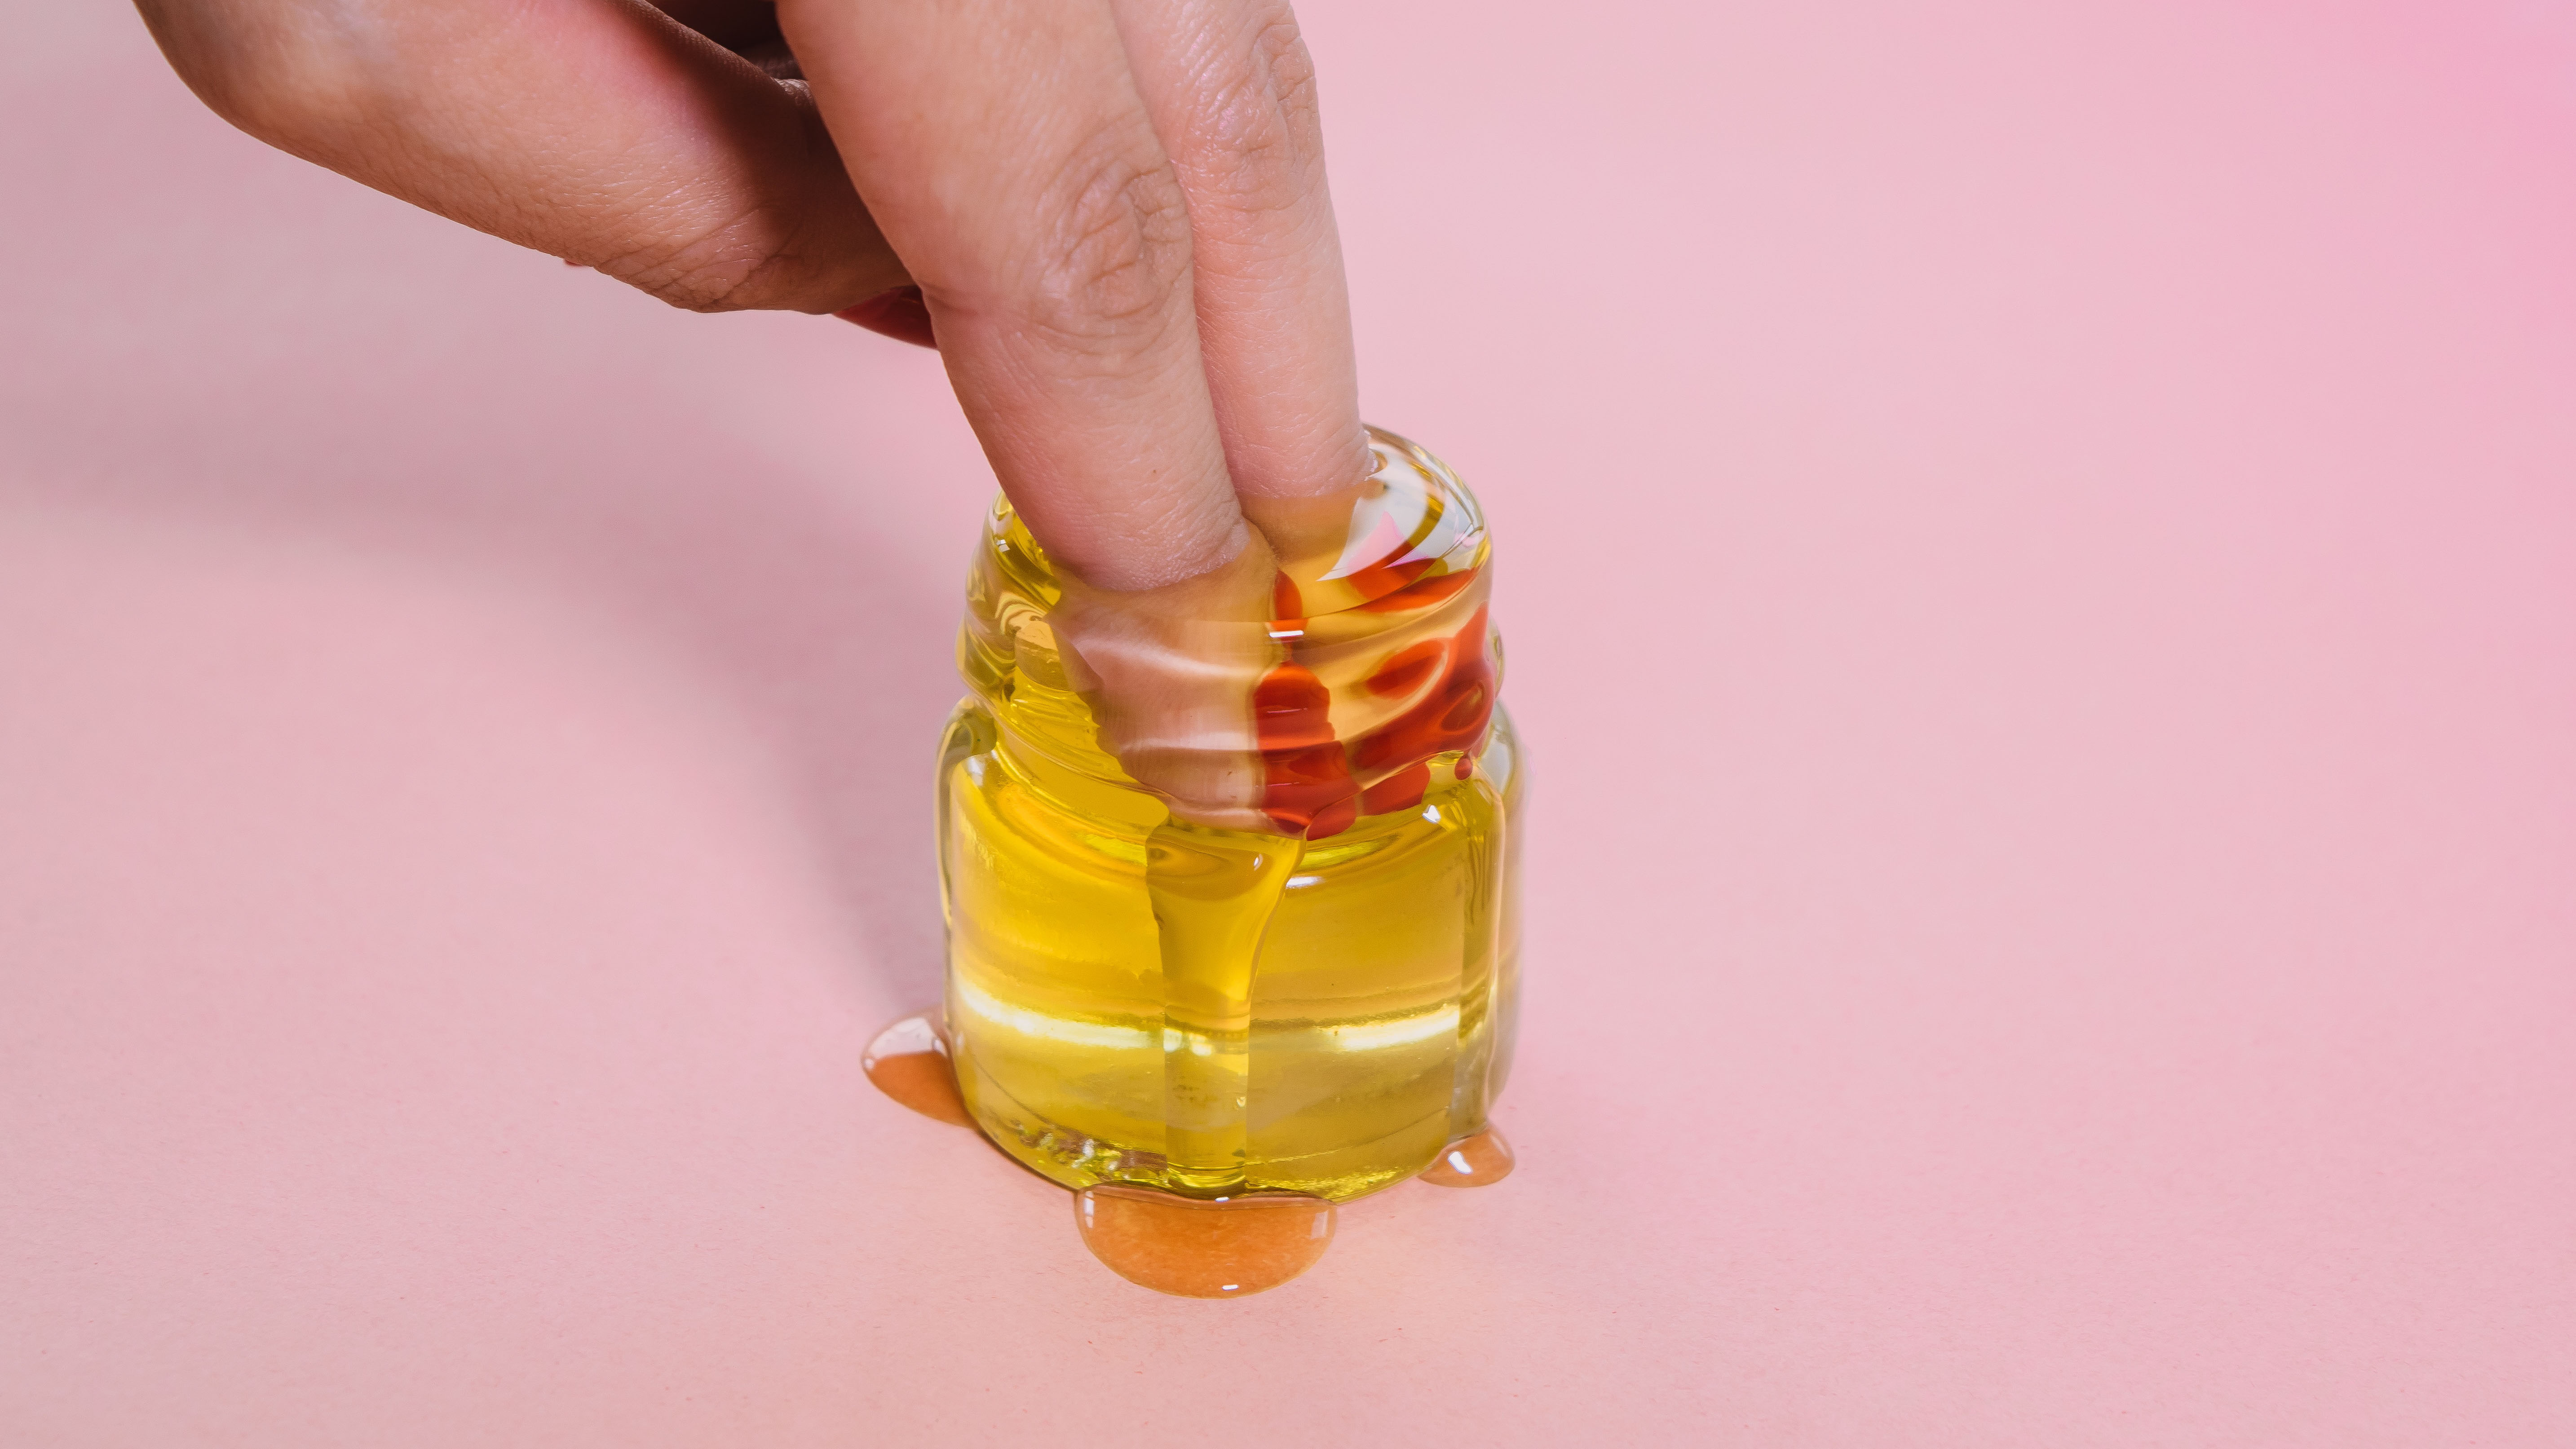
[935,431,1523,1202]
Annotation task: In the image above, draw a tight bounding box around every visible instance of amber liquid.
[937,430,1525,1205]
[941,705,1523,1201]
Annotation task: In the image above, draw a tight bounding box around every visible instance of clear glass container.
[936,427,1524,1202]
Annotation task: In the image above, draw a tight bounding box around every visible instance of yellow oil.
[937,429,1524,1202]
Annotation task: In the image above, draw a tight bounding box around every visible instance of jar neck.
[958,425,1502,839]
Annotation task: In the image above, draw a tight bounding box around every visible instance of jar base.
[862,1008,1511,1296]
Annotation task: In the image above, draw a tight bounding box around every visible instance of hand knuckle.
[610,207,800,313]
[1020,125,1195,350]
[1184,13,1324,216]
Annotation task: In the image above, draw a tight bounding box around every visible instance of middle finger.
[779,0,1247,594]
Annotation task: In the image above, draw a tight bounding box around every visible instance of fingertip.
[837,285,938,348]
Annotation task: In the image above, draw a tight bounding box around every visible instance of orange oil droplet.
[1074,1184,1335,1298]
[1417,1127,1515,1187]
[862,1012,975,1127]
[1348,604,1496,777]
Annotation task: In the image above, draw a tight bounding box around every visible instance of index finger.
[777,0,1248,594]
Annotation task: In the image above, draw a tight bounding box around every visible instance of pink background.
[6,2,2574,1443]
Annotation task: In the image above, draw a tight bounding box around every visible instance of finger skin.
[1111,0,1372,559]
[136,0,907,313]
[777,0,1250,593]
[1052,535,1284,830]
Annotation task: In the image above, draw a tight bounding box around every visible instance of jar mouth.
[959,426,1502,838]
[975,426,1487,618]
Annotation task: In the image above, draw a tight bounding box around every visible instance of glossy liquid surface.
[1416,1127,1515,1187]
[862,1013,974,1127]
[944,720,1523,1201]
[1073,1185,1335,1298]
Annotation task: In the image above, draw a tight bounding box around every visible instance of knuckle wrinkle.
[1022,124,1196,351]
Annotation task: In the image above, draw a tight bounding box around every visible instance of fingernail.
[836,285,937,349]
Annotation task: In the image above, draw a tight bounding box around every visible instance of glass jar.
[935,426,1524,1202]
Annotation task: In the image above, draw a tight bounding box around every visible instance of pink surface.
[5,3,2574,1443]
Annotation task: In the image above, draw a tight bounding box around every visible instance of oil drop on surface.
[904,427,1525,1295]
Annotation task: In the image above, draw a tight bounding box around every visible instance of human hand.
[139,0,1371,590]
[141,0,1377,826]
